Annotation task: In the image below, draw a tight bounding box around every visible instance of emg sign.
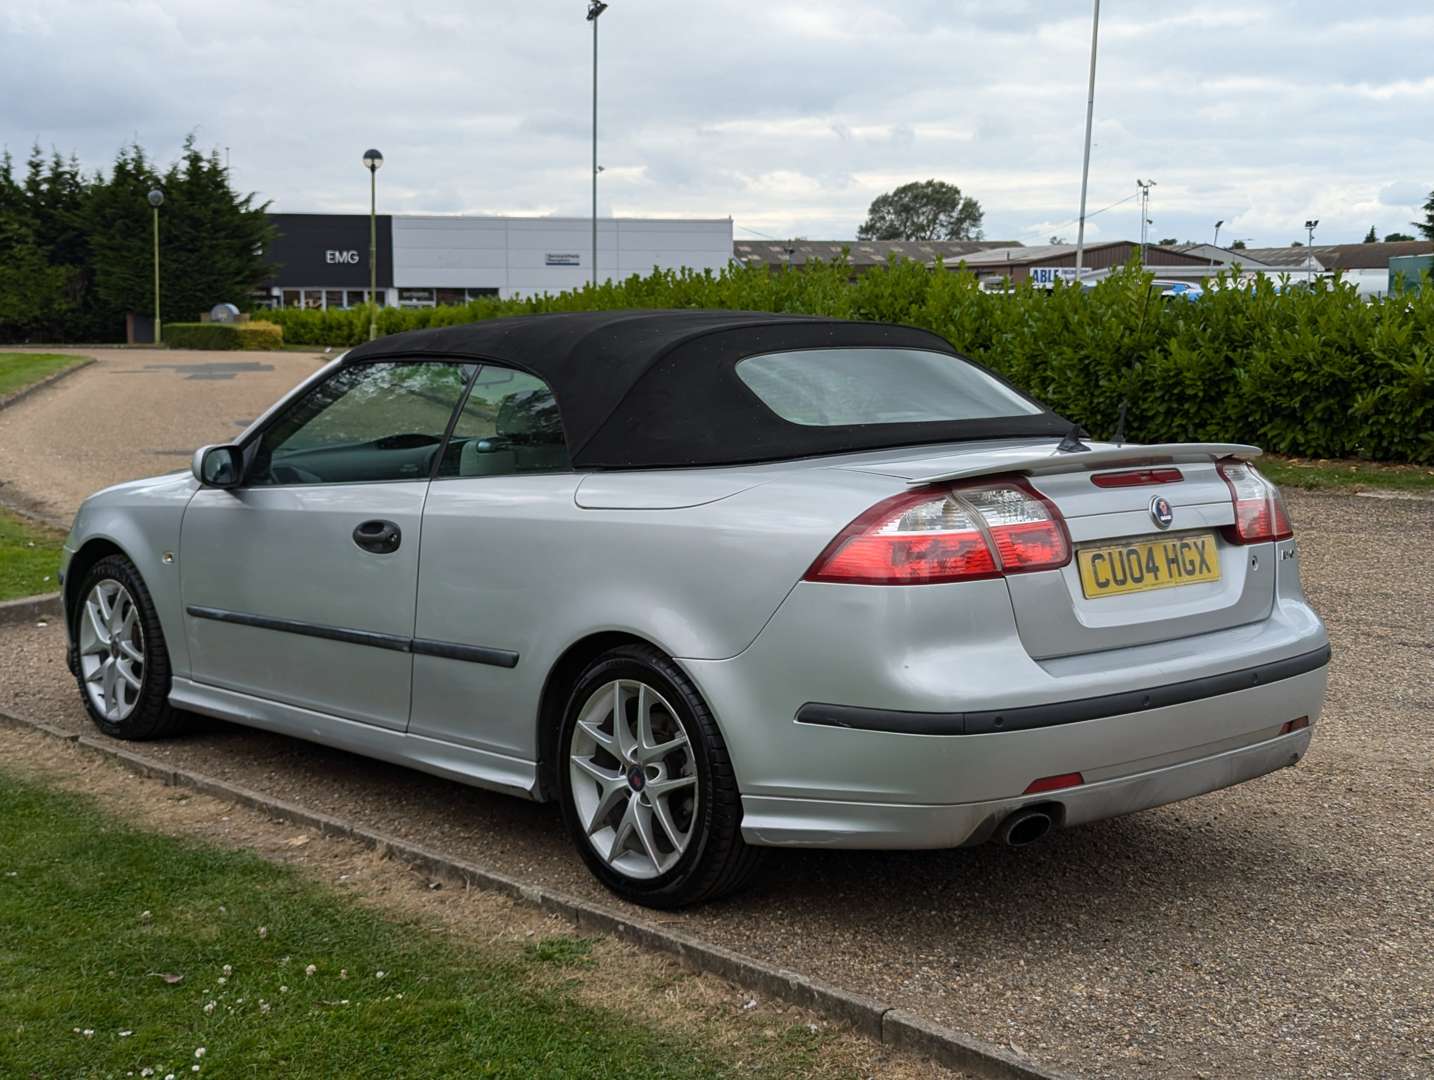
[264,214,392,289]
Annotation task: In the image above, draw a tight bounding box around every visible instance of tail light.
[804,478,1069,585]
[1217,460,1293,544]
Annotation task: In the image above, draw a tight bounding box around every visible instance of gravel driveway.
[2,489,1430,1079]
[0,347,326,523]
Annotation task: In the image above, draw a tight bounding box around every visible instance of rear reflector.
[1090,467,1184,488]
[804,477,1070,585]
[1024,772,1085,794]
[1280,716,1310,734]
[1217,460,1293,544]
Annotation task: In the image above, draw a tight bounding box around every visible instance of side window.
[249,361,475,486]
[437,365,571,478]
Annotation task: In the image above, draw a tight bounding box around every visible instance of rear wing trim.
[904,442,1262,486]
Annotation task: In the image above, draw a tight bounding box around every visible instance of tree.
[1385,231,1416,242]
[1415,189,1434,241]
[1363,226,1378,243]
[1156,238,1178,247]
[857,180,983,241]
[1230,239,1247,250]
[0,137,275,342]
[0,151,75,337]
[85,137,274,336]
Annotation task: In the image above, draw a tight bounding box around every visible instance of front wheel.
[72,554,185,740]
[557,644,764,908]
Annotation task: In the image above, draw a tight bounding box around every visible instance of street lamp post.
[1136,178,1156,264]
[363,149,384,341]
[1303,219,1318,284]
[1073,0,1100,283]
[1211,219,1224,268]
[587,0,608,292]
[147,189,164,345]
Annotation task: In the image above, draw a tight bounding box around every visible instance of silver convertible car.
[61,311,1330,907]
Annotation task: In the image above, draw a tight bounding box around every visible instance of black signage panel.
[263,213,393,288]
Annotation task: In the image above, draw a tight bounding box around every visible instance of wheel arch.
[63,524,189,679]
[64,537,129,629]
[536,630,687,802]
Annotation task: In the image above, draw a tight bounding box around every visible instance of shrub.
[260,258,1434,463]
[164,320,283,351]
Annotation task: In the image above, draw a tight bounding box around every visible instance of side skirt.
[168,677,542,801]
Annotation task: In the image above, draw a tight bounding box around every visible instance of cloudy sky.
[4,1,1431,248]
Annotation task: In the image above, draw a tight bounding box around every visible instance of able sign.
[1029,267,1077,287]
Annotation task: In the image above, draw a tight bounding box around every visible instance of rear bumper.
[796,644,1330,736]
[741,723,1315,850]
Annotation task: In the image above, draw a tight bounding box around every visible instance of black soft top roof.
[342,310,1071,469]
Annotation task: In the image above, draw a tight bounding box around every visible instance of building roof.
[342,310,1069,469]
[1169,244,1285,271]
[950,241,1212,268]
[733,239,1021,269]
[1237,241,1434,272]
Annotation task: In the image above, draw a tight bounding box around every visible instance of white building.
[261,213,734,309]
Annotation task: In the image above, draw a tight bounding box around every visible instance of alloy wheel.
[568,678,699,880]
[78,579,145,723]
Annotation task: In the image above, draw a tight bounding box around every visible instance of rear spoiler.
[905,442,1262,486]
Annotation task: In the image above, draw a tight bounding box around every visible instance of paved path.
[1,489,1430,1079]
[0,347,328,524]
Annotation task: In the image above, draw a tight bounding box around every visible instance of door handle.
[353,519,402,554]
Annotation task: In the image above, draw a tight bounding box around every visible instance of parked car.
[61,311,1330,907]
[1152,279,1204,300]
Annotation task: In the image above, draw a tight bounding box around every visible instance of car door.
[407,364,579,761]
[180,359,477,731]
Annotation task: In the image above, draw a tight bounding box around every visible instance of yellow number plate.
[1077,532,1221,598]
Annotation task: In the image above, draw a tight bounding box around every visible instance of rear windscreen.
[735,347,1043,427]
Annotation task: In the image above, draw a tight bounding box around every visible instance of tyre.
[72,554,185,740]
[557,644,765,908]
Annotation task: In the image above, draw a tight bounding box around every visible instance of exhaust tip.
[999,808,1054,847]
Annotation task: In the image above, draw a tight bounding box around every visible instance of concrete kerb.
[0,592,63,628]
[0,355,97,412]
[0,705,1080,1080]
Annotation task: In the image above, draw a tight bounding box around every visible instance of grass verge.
[0,352,86,401]
[0,509,64,601]
[0,767,883,1079]
[1260,455,1434,495]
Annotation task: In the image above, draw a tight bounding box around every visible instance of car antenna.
[1056,421,1091,454]
[1112,400,1129,447]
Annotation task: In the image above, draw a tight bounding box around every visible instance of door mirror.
[192,444,243,488]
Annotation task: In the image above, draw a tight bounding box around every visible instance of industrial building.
[939,240,1231,286]
[259,213,733,308]
[1221,241,1434,297]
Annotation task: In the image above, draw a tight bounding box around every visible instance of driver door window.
[250,361,476,486]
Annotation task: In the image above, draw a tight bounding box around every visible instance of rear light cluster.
[805,478,1070,585]
[1217,460,1293,544]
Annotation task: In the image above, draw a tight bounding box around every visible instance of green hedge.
[164,320,283,351]
[261,260,1434,463]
